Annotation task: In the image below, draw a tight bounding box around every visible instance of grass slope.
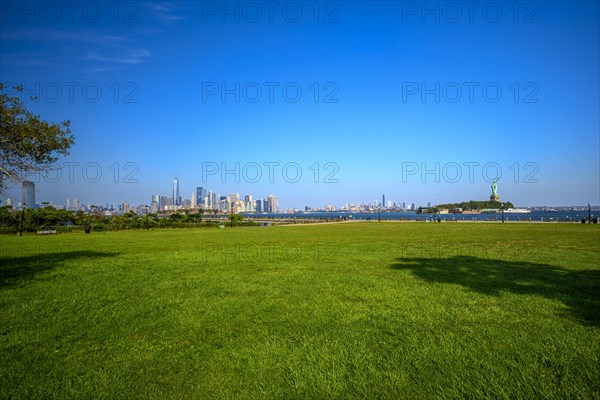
[1,223,599,399]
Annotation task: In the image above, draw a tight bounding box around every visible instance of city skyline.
[1,2,598,208]
[7,176,288,214]
[6,175,597,215]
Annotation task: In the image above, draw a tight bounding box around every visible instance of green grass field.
[1,222,599,399]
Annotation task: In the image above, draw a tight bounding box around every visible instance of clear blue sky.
[1,1,599,208]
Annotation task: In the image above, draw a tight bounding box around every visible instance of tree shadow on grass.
[390,256,600,327]
[0,251,119,288]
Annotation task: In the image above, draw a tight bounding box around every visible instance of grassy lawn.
[1,222,599,399]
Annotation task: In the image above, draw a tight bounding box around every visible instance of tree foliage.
[0,83,74,191]
[435,200,514,211]
[0,206,259,234]
[228,213,243,227]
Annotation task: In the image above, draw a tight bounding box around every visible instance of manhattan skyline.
[1,1,598,208]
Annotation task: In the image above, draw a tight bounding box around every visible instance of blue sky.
[1,1,599,208]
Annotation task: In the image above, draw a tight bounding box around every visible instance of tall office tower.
[150,195,159,213]
[196,187,208,208]
[66,198,70,210]
[211,192,219,209]
[243,194,251,212]
[255,199,263,213]
[382,194,385,209]
[151,194,159,212]
[267,195,278,213]
[21,181,36,209]
[224,193,240,213]
[243,194,253,212]
[207,191,213,207]
[191,192,196,208]
[160,196,170,210]
[173,177,181,206]
[219,196,227,212]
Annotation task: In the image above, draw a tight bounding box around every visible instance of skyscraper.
[173,177,180,206]
[244,194,254,212]
[267,195,278,213]
[21,181,36,209]
[211,192,219,209]
[382,194,385,209]
[151,194,160,213]
[197,187,208,208]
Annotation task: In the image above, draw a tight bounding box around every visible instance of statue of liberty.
[491,177,498,197]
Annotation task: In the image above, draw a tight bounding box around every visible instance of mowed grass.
[1,222,599,399]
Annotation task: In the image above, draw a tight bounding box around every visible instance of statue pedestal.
[490,195,500,202]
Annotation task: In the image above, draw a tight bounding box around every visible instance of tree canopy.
[435,200,515,211]
[0,83,74,192]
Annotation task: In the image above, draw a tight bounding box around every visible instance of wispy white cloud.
[1,26,153,72]
[146,1,193,22]
[89,66,124,73]
[84,49,152,64]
